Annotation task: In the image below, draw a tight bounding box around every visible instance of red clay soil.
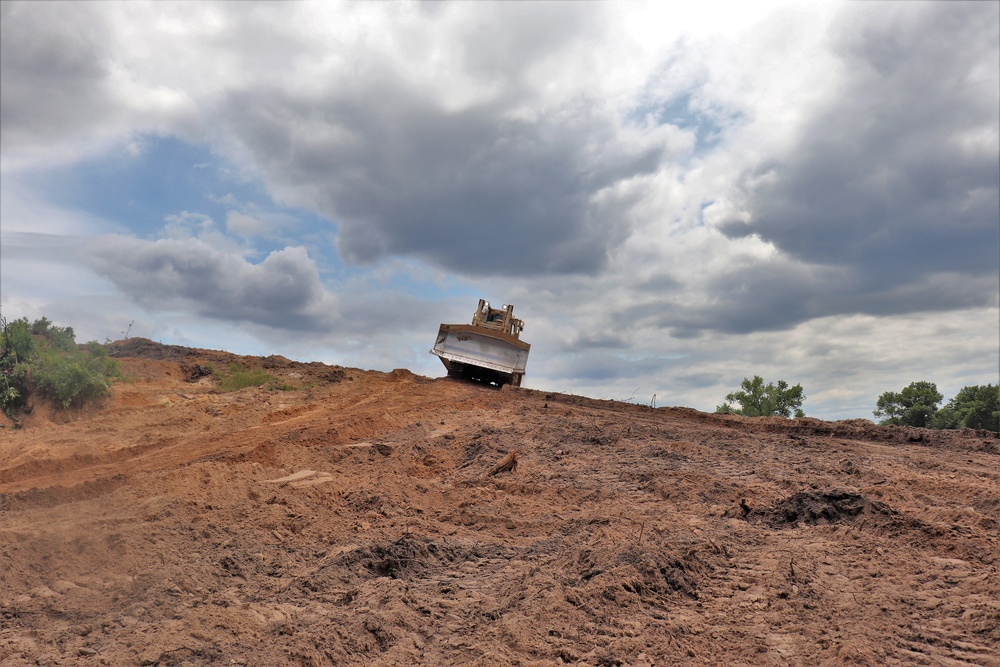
[1,339,997,666]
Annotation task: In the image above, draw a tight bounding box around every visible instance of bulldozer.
[430,299,530,387]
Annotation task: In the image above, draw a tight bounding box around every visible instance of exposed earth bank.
[1,340,998,666]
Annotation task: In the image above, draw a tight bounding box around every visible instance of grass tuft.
[217,363,272,392]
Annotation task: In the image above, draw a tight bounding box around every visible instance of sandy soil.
[1,339,997,666]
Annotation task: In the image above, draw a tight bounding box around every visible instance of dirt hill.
[1,340,997,666]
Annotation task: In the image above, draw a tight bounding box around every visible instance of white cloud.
[83,237,340,332]
[226,211,268,237]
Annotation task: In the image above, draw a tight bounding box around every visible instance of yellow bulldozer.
[430,299,530,387]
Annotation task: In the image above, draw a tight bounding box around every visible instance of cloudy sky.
[2,0,997,419]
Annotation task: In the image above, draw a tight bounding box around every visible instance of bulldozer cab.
[471,299,524,338]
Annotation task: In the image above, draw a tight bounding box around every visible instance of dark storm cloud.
[454,1,596,84]
[721,2,999,303]
[219,3,666,277]
[691,269,997,336]
[0,2,115,150]
[83,237,338,331]
[619,255,997,338]
[225,82,664,276]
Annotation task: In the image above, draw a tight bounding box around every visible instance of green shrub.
[1,315,119,415]
[33,347,116,408]
[30,316,77,352]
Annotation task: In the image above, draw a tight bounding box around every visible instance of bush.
[33,341,119,408]
[30,316,76,351]
[1,315,119,416]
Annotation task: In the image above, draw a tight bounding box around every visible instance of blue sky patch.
[31,136,263,235]
[628,93,738,153]
[24,134,351,271]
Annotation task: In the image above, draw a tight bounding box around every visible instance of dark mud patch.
[570,540,729,605]
[182,363,213,382]
[338,535,513,581]
[754,490,911,529]
[617,548,706,599]
[458,427,507,469]
[139,645,223,666]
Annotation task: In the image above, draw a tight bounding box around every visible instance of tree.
[2,317,34,364]
[715,375,806,418]
[930,384,1000,434]
[0,316,34,416]
[873,381,942,427]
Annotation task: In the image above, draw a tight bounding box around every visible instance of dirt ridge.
[1,340,998,666]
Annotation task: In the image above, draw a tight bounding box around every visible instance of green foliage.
[930,384,1000,433]
[33,343,119,408]
[212,362,297,392]
[1,317,34,416]
[215,363,273,392]
[1,314,119,416]
[31,317,77,352]
[715,375,806,418]
[4,317,35,363]
[873,381,942,427]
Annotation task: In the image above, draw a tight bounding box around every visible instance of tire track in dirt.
[0,368,486,501]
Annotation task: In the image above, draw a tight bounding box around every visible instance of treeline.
[716,375,999,434]
[0,316,119,420]
[874,381,999,433]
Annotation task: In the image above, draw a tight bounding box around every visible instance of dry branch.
[487,450,519,476]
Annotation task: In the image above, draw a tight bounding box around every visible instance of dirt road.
[1,340,997,666]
